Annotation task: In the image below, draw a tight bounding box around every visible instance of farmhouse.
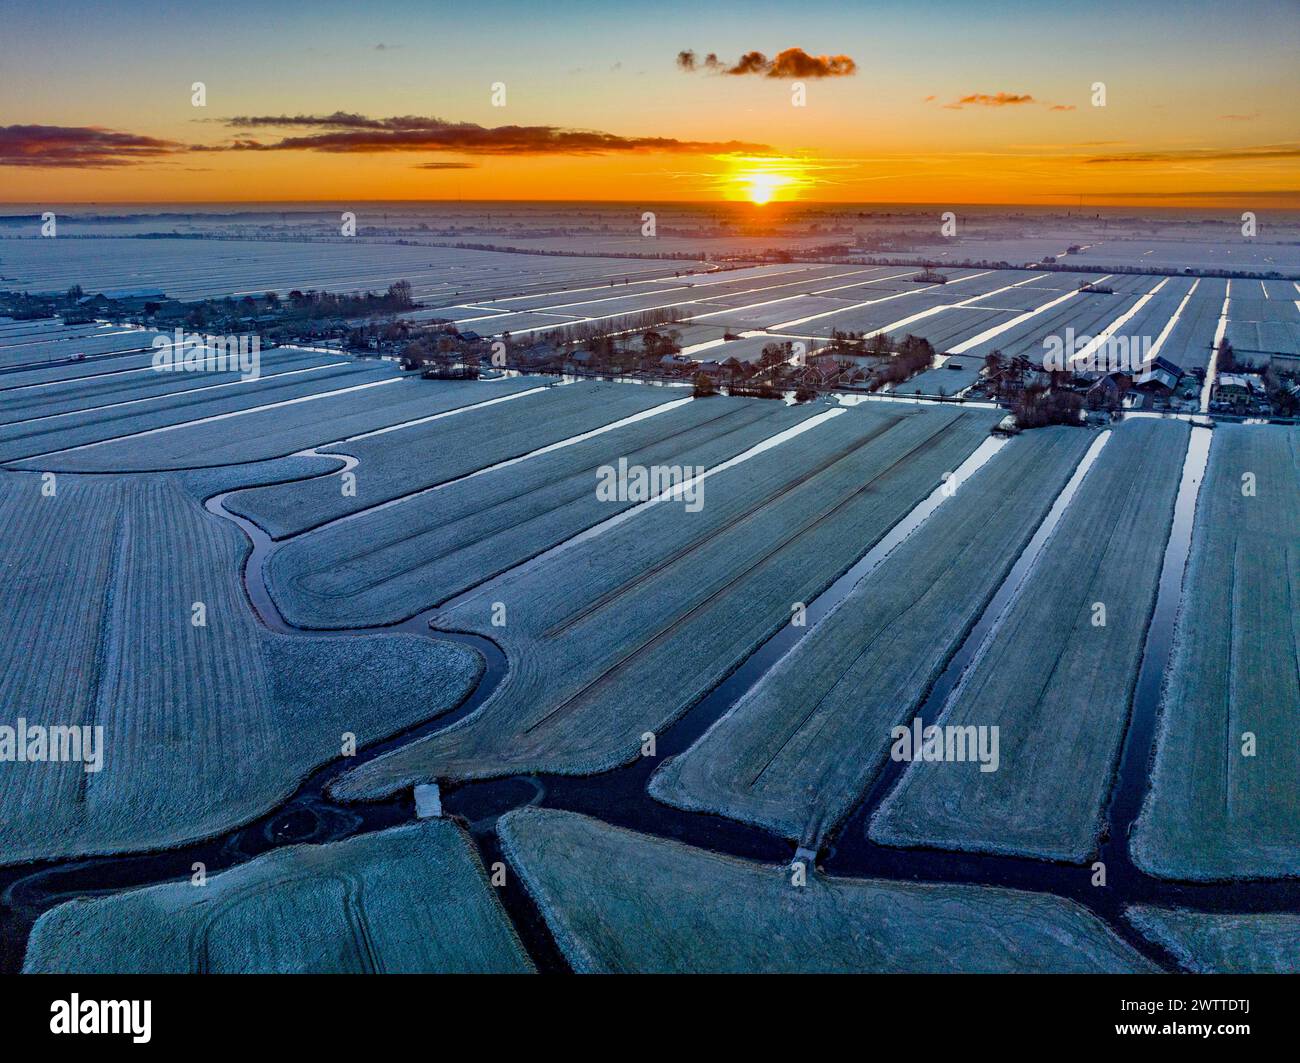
[1214,372,1261,401]
[515,342,560,368]
[659,353,693,373]
[1132,356,1183,397]
[565,349,597,370]
[1087,372,1131,407]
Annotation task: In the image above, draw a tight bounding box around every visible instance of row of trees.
[871,335,938,389]
[1011,386,1084,428]
[540,307,692,350]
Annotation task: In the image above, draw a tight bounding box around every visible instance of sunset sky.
[2,0,1297,205]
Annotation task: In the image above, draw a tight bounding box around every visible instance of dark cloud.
[765,48,856,78]
[208,114,770,155]
[0,124,184,168]
[728,51,772,76]
[678,47,856,78]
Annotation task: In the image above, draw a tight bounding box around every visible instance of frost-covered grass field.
[0,466,481,865]
[28,373,541,472]
[651,426,1094,846]
[268,396,817,627]
[871,419,1190,862]
[1123,907,1300,974]
[0,319,160,367]
[331,402,999,797]
[1131,425,1300,880]
[0,360,393,464]
[3,214,1297,977]
[1226,295,1300,356]
[23,821,531,973]
[0,347,341,426]
[0,237,683,302]
[497,807,1153,973]
[226,381,670,538]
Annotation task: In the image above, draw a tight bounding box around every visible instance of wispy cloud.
[0,124,184,168]
[1085,143,1300,164]
[206,113,771,156]
[677,47,856,78]
[931,93,1078,112]
[944,92,1036,109]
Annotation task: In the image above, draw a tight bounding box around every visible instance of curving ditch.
[2,418,1297,974]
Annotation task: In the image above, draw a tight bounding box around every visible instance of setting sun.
[745,171,786,204]
[722,156,816,204]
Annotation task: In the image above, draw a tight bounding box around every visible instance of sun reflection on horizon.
[720,156,817,204]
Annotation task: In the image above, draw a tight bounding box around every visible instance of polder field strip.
[23,821,532,973]
[1143,278,1200,362]
[650,426,1095,847]
[266,398,820,628]
[1064,277,1169,369]
[446,264,900,323]
[758,270,995,332]
[225,381,673,539]
[951,281,1147,363]
[1131,425,1300,880]
[329,402,999,798]
[495,807,1154,973]
[940,275,1113,356]
[22,374,544,473]
[0,350,170,389]
[869,418,1191,863]
[456,265,930,339]
[1201,281,1232,411]
[0,350,346,427]
[0,327,160,369]
[1124,907,1300,974]
[0,467,481,866]
[0,360,399,464]
[874,271,1052,344]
